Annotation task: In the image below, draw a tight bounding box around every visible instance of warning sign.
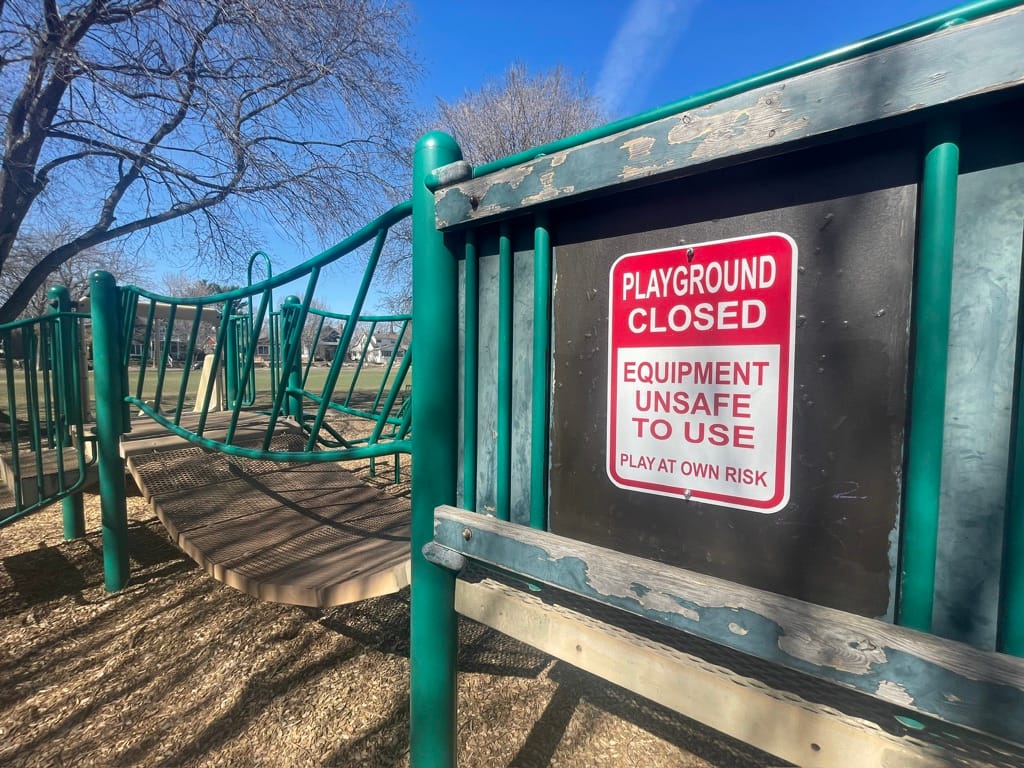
[606,233,797,513]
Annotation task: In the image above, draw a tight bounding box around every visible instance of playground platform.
[0,446,96,509]
[119,413,411,608]
[0,412,411,608]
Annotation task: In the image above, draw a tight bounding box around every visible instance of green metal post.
[463,232,479,511]
[89,271,131,591]
[496,224,513,522]
[49,286,85,540]
[60,470,85,542]
[897,119,960,631]
[530,216,552,531]
[282,295,304,423]
[410,131,462,768]
[225,316,240,408]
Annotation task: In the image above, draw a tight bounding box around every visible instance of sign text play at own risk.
[606,233,797,513]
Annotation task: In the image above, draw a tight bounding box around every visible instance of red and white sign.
[606,233,797,513]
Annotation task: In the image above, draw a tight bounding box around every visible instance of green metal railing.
[0,287,92,534]
[238,250,276,407]
[91,200,413,465]
[88,201,414,590]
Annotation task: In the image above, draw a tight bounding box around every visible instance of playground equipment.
[88,201,414,597]
[1,202,414,604]
[0,287,92,535]
[408,2,1024,766]
[4,1,1024,765]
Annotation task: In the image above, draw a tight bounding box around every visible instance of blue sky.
[409,0,958,120]
[288,0,964,311]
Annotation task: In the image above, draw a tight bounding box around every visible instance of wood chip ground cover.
[1,474,780,766]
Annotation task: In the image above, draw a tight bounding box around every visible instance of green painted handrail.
[104,199,414,466]
[0,303,93,530]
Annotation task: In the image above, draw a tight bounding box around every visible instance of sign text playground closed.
[607,233,797,513]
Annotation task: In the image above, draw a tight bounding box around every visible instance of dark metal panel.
[473,236,500,516]
[549,141,917,618]
[934,159,1024,649]
[511,245,536,526]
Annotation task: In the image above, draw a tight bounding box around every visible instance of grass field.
[0,362,409,423]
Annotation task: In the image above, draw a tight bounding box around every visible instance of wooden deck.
[123,414,411,608]
[0,445,96,507]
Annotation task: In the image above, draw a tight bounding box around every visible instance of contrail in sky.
[596,0,702,116]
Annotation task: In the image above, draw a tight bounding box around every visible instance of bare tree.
[160,273,236,301]
[0,0,417,322]
[435,62,606,167]
[0,225,150,315]
[156,272,241,358]
[375,63,606,311]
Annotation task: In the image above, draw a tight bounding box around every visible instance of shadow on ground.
[1,512,782,768]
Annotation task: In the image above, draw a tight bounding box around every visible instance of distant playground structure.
[4,2,1024,765]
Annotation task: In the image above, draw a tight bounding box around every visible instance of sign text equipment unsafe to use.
[606,234,797,513]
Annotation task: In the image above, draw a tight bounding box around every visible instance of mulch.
[0,468,779,767]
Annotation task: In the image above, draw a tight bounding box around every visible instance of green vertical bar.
[60,485,85,541]
[89,270,130,591]
[176,312,204,422]
[530,215,552,531]
[49,286,85,540]
[153,304,177,411]
[269,311,280,405]
[410,131,461,768]
[282,296,304,423]
[344,320,378,405]
[368,346,413,446]
[225,315,240,408]
[496,224,513,522]
[463,232,479,511]
[999,276,1024,655]
[897,119,960,631]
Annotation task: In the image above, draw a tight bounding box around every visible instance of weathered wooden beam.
[457,577,1019,768]
[434,505,1024,746]
[434,6,1024,229]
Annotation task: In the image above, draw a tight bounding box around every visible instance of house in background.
[376,330,409,361]
[348,331,381,364]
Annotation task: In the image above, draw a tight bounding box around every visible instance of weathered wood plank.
[434,505,1024,746]
[0,446,95,504]
[434,7,1024,229]
[457,577,1021,768]
[129,447,412,608]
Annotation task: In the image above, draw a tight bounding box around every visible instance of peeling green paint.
[434,511,1024,745]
